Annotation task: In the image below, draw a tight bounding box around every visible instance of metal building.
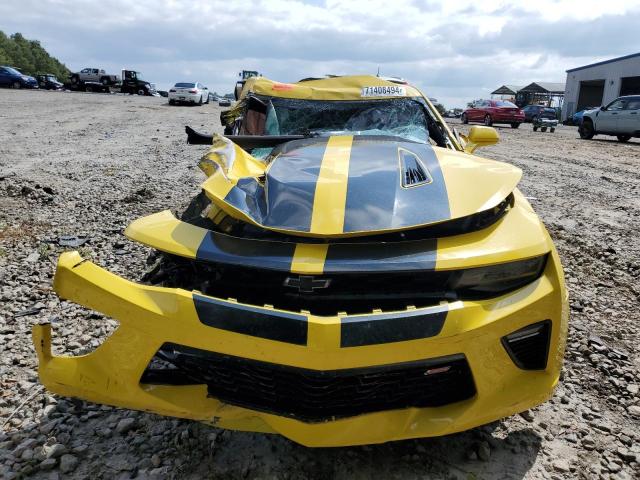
[516,82,565,108]
[561,52,640,121]
[490,85,523,102]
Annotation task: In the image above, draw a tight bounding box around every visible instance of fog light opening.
[501,320,551,370]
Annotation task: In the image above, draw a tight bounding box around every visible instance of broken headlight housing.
[449,255,548,298]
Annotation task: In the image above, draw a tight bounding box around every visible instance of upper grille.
[146,253,546,316]
[141,343,477,422]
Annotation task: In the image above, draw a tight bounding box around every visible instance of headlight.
[449,255,548,297]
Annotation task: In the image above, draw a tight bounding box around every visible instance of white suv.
[580,95,640,143]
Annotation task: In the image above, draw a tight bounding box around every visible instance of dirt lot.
[1,89,639,480]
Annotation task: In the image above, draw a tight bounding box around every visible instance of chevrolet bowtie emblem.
[283,275,331,293]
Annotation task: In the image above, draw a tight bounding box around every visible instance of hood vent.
[399,148,432,188]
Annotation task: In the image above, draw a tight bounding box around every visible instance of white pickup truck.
[70,68,120,86]
[579,95,640,143]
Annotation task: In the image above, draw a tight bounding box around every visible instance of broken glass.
[263,97,430,143]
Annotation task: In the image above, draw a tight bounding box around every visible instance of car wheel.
[550,128,556,133]
[511,122,520,129]
[484,115,492,126]
[85,85,93,93]
[101,78,109,86]
[169,99,175,105]
[541,127,547,132]
[137,88,146,96]
[198,95,203,105]
[12,81,21,89]
[579,120,595,139]
[71,76,78,85]
[533,126,538,132]
[617,135,631,142]
[461,113,468,124]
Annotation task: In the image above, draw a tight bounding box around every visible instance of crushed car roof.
[239,75,423,101]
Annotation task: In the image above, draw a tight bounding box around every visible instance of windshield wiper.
[185,126,307,149]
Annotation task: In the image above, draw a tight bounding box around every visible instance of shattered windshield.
[264,97,430,143]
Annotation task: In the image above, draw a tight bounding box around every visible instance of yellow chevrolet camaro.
[33,75,568,447]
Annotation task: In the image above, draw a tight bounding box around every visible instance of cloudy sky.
[1,0,639,107]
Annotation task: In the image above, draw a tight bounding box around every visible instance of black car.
[36,74,64,90]
[0,66,39,89]
[522,105,557,122]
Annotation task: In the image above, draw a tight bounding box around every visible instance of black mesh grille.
[141,343,477,422]
[501,320,551,370]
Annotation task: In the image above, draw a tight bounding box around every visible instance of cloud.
[1,0,639,107]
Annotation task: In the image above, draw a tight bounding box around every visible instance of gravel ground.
[1,89,639,479]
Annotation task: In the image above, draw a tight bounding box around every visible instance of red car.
[462,100,525,128]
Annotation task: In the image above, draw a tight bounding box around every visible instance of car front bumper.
[34,237,567,446]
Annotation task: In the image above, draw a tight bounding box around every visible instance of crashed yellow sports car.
[33,75,568,447]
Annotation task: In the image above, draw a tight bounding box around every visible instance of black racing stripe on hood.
[342,139,451,233]
[194,294,308,345]
[341,305,448,347]
[222,137,329,233]
[324,239,437,273]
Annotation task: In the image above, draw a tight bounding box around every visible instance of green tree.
[434,103,446,116]
[0,31,70,81]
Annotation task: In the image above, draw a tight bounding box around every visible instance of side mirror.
[600,106,606,111]
[463,126,499,153]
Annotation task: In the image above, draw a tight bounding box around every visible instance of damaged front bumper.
[33,244,568,447]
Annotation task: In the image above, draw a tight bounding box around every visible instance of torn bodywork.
[34,75,568,447]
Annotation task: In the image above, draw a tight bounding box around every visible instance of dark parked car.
[0,66,38,89]
[461,100,524,128]
[522,105,557,123]
[36,74,64,90]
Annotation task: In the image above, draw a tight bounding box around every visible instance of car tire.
[541,127,547,132]
[461,113,468,124]
[101,78,109,86]
[71,76,78,85]
[579,120,595,139]
[617,135,631,143]
[85,85,93,93]
[484,115,492,126]
[533,126,538,132]
[198,96,203,105]
[169,99,175,105]
[511,123,520,129]
[550,128,556,133]
[137,88,146,96]
[12,81,21,89]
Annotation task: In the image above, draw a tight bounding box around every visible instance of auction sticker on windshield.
[361,86,406,97]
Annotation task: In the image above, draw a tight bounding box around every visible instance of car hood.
[199,134,521,237]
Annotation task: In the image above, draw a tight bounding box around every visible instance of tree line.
[0,31,70,81]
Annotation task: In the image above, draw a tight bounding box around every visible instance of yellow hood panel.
[199,135,521,238]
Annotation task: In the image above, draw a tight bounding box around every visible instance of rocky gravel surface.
[1,89,639,479]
